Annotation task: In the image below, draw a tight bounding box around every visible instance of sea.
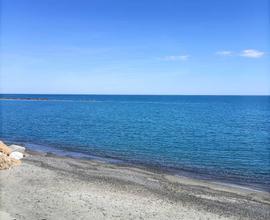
[0,94,269,191]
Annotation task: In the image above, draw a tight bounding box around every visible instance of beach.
[1,0,269,218]
[1,150,269,220]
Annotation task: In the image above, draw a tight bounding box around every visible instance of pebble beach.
[0,144,269,220]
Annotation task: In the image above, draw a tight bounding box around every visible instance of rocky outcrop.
[0,153,21,170]
[0,141,24,170]
[0,141,12,156]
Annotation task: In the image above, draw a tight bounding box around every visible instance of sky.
[0,0,269,95]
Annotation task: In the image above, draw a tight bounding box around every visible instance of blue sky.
[1,0,269,95]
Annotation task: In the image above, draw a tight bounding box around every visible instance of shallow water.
[1,94,269,190]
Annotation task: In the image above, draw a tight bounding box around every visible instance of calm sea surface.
[0,94,269,190]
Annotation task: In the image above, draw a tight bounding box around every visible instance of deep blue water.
[1,94,269,190]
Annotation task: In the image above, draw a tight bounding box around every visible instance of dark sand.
[1,151,269,220]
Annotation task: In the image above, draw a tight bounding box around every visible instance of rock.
[0,154,21,170]
[0,141,12,156]
[9,151,24,160]
[9,144,26,153]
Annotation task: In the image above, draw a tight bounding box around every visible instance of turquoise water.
[0,94,269,190]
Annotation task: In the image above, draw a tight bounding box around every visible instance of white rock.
[9,144,25,153]
[9,151,24,160]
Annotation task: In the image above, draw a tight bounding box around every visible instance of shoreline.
[1,149,269,219]
[27,149,270,196]
[2,139,269,193]
[33,148,270,194]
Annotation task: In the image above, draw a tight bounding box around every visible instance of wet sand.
[0,151,269,220]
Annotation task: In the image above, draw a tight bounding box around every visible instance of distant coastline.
[0,97,49,101]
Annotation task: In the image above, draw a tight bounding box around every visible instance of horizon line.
[0,93,269,96]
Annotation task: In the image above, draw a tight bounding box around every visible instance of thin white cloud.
[216,49,265,58]
[216,51,233,56]
[163,55,190,61]
[240,49,265,58]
